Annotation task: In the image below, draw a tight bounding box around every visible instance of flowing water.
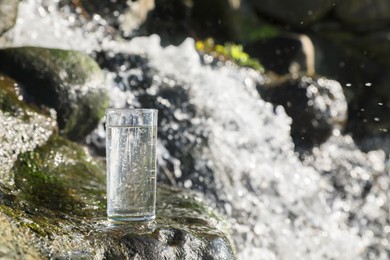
[3,1,390,259]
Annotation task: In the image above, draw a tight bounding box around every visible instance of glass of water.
[105,108,158,222]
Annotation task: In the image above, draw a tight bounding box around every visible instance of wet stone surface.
[0,134,235,259]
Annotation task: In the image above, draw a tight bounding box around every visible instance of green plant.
[196,38,264,73]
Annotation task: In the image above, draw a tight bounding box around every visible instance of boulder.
[0,0,19,36]
[334,0,390,31]
[0,135,235,259]
[259,75,347,148]
[245,33,315,75]
[248,0,334,26]
[0,47,109,141]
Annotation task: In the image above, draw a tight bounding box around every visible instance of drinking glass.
[105,108,158,222]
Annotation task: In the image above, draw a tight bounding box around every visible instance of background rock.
[248,0,334,26]
[0,47,109,141]
[259,75,347,148]
[245,33,315,75]
[334,0,390,31]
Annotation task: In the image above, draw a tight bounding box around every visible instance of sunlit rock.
[0,47,109,141]
[335,0,390,31]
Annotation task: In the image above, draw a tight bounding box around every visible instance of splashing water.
[3,1,390,259]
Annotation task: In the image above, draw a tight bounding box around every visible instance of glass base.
[107,214,155,223]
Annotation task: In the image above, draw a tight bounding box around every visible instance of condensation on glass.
[105,108,158,222]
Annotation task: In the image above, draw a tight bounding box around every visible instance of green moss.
[196,38,264,72]
[12,135,106,217]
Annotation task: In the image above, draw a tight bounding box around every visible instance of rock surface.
[0,47,109,141]
[311,33,390,138]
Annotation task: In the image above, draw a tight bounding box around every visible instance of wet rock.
[0,0,19,36]
[259,75,347,148]
[0,212,43,259]
[0,47,109,141]
[0,74,56,185]
[0,134,235,259]
[248,0,334,26]
[334,0,390,31]
[356,32,390,68]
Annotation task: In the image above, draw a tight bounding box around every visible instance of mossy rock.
[0,47,109,141]
[0,74,57,184]
[0,135,235,259]
[0,0,18,36]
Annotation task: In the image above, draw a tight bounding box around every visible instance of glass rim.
[105,108,158,114]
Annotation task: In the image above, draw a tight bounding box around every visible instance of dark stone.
[0,47,109,141]
[0,0,18,36]
[245,33,315,75]
[310,34,390,138]
[248,0,334,26]
[259,75,347,148]
[334,0,390,31]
